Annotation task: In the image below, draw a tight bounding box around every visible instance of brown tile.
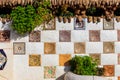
[29,54,41,66]
[118,30,120,41]
[29,31,40,42]
[89,30,100,42]
[103,65,114,77]
[103,19,114,30]
[118,76,120,80]
[89,54,101,65]
[0,30,10,42]
[44,19,55,30]
[59,30,71,42]
[59,54,71,66]
[103,42,114,53]
[44,43,56,54]
[74,42,85,53]
[118,54,120,64]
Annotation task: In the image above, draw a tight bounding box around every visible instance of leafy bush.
[70,56,98,75]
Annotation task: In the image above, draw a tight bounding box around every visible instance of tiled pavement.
[0,18,120,80]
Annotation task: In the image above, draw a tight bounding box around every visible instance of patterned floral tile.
[89,30,100,42]
[118,30,120,41]
[44,19,55,30]
[74,42,85,53]
[44,43,56,54]
[90,54,101,65]
[103,19,114,30]
[0,30,10,42]
[29,31,40,42]
[103,42,114,53]
[29,54,41,66]
[44,66,56,78]
[59,54,71,66]
[74,18,85,30]
[13,42,25,55]
[59,30,71,42]
[118,54,120,64]
[103,65,114,77]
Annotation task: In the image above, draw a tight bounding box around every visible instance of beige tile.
[103,42,114,53]
[44,43,56,54]
[74,42,85,53]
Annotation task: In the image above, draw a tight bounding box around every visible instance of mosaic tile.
[0,30,10,42]
[103,65,114,77]
[74,18,85,30]
[59,54,71,66]
[44,43,56,54]
[118,30,120,41]
[74,42,85,53]
[44,19,55,30]
[90,54,101,65]
[89,30,100,42]
[103,42,114,53]
[118,54,120,64]
[103,19,114,30]
[59,30,71,42]
[13,42,25,55]
[29,54,41,66]
[29,31,40,42]
[44,66,56,78]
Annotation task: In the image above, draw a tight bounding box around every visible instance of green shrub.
[70,56,98,75]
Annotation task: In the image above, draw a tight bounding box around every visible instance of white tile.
[56,42,74,54]
[71,30,89,42]
[56,18,74,30]
[41,31,59,42]
[42,55,59,66]
[101,54,117,65]
[26,42,44,54]
[0,43,12,49]
[86,42,103,53]
[115,65,120,76]
[114,18,120,30]
[101,30,117,41]
[94,76,109,80]
[115,42,120,53]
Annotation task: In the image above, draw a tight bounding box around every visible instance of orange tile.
[59,54,71,66]
[90,54,101,65]
[103,42,114,53]
[103,65,114,77]
[74,42,85,53]
[118,76,120,80]
[44,43,56,54]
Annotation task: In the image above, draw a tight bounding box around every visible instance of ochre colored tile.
[118,54,120,64]
[59,30,71,42]
[74,42,85,53]
[118,30,120,41]
[59,54,71,66]
[44,43,56,54]
[103,65,114,77]
[103,42,114,53]
[89,30,100,42]
[29,54,41,66]
[118,76,120,80]
[44,66,56,78]
[29,31,40,42]
[103,19,114,30]
[90,54,101,65]
[0,30,10,42]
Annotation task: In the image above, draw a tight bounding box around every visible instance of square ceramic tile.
[71,30,89,42]
[118,30,120,41]
[29,54,41,66]
[44,66,56,78]
[74,42,85,53]
[74,18,86,30]
[44,19,55,30]
[29,31,40,42]
[44,43,56,54]
[89,54,101,65]
[41,31,59,42]
[59,54,71,66]
[103,19,114,30]
[13,42,25,55]
[0,30,10,42]
[59,30,71,42]
[101,30,117,41]
[118,54,120,64]
[103,65,114,77]
[118,76,120,80]
[89,30,100,42]
[103,42,114,53]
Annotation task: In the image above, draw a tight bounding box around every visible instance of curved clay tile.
[87,16,93,23]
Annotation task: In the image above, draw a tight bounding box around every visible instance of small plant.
[70,56,98,75]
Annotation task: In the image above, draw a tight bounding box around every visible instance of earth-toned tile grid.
[103,19,114,30]
[29,31,40,42]
[0,30,10,42]
[74,42,85,53]
[103,65,114,77]
[103,42,114,53]
[44,43,56,54]
[89,54,101,65]
[89,30,100,42]
[44,19,55,30]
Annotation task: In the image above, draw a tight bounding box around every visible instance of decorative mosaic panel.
[103,42,114,53]
[103,65,114,77]
[44,66,56,78]
[103,19,114,30]
[44,43,56,54]
[44,19,55,30]
[13,42,25,55]
[29,54,41,66]
[74,18,85,30]
[90,54,101,65]
[29,31,40,42]
[74,42,85,53]
[89,30,100,42]
[0,30,10,42]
